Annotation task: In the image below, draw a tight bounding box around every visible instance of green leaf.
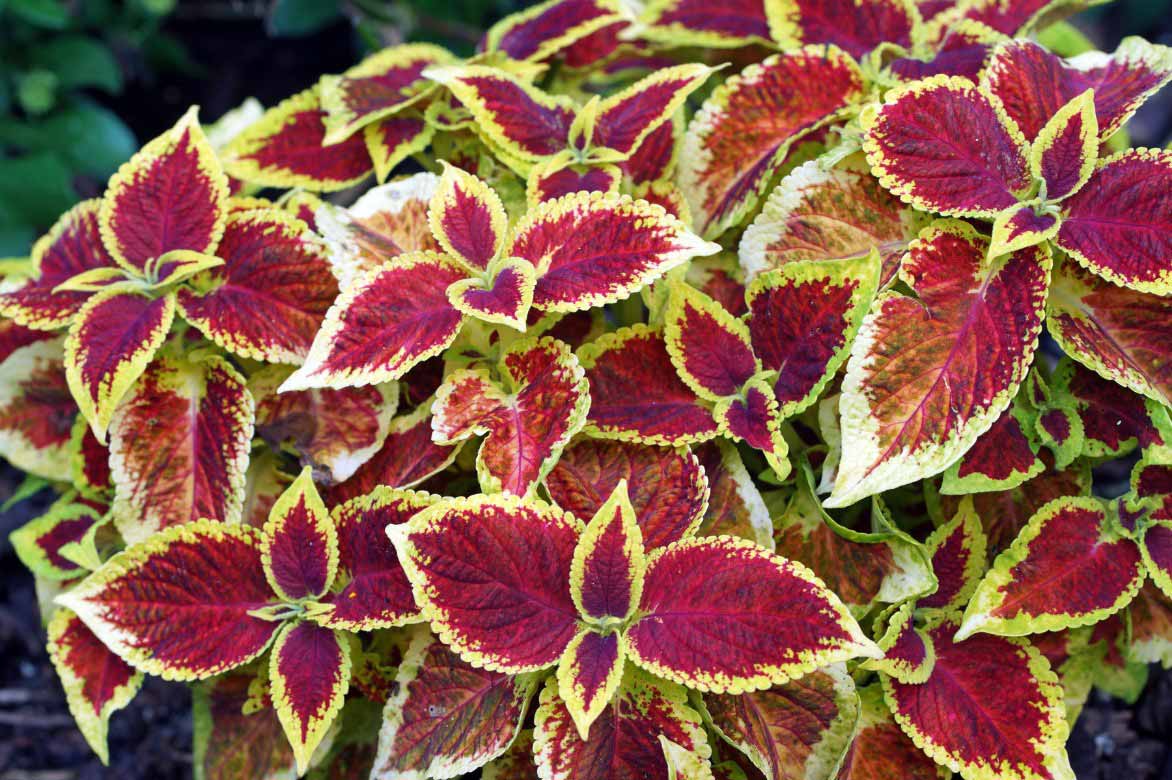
[1034,21,1096,58]
[9,0,69,28]
[0,102,137,178]
[136,0,176,15]
[44,102,137,177]
[0,201,36,256]
[31,36,123,93]
[1,474,50,511]
[0,152,77,230]
[17,70,58,115]
[266,0,342,36]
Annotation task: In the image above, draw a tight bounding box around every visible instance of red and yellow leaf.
[534,668,712,780]
[47,608,143,764]
[281,251,465,391]
[837,685,946,780]
[1055,359,1168,459]
[989,205,1060,259]
[429,163,508,273]
[448,256,537,330]
[73,426,113,499]
[0,337,76,479]
[391,493,582,673]
[253,366,398,484]
[556,629,626,740]
[867,604,936,684]
[56,520,280,680]
[643,0,772,47]
[665,283,757,401]
[425,66,576,163]
[981,37,1172,141]
[527,156,621,204]
[319,43,454,144]
[623,119,681,186]
[1029,90,1097,202]
[1046,264,1172,407]
[942,403,1043,494]
[316,172,440,290]
[1141,520,1172,600]
[0,200,118,329]
[626,536,880,693]
[1053,149,1172,294]
[704,663,858,780]
[958,0,1092,36]
[570,482,645,624]
[99,107,228,275]
[577,325,719,446]
[484,0,623,61]
[10,499,100,581]
[919,498,989,612]
[883,618,1073,780]
[176,209,338,364]
[828,222,1050,507]
[511,191,719,312]
[432,337,589,496]
[108,355,253,543]
[547,438,708,550]
[746,253,880,418]
[958,497,1145,638]
[861,75,1030,218]
[366,114,435,183]
[315,487,437,631]
[680,47,865,237]
[713,378,789,473]
[222,88,372,191]
[261,468,337,602]
[778,0,917,59]
[269,621,351,773]
[886,21,998,83]
[325,402,461,505]
[739,160,910,289]
[590,64,713,158]
[372,627,538,778]
[64,289,175,441]
[192,673,297,780]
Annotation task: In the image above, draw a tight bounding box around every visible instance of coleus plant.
[3,0,1172,778]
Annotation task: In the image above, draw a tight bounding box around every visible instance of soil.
[2,5,1172,779]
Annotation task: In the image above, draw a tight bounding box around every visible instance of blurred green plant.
[266,0,519,55]
[0,0,184,255]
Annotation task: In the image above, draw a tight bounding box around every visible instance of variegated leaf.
[99,107,228,276]
[56,520,280,680]
[109,356,253,543]
[390,493,582,673]
[828,222,1050,507]
[625,536,880,693]
[372,627,538,779]
[680,47,865,237]
[577,325,720,446]
[432,337,589,497]
[546,438,709,550]
[958,497,1144,638]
